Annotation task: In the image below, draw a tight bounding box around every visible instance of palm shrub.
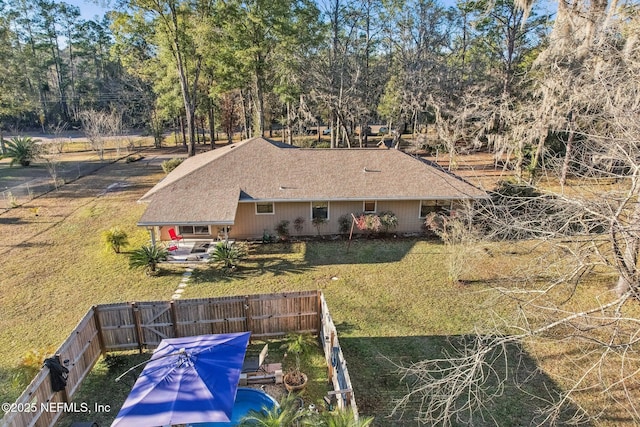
[239,393,304,426]
[129,244,168,275]
[210,241,246,271]
[280,333,316,387]
[102,227,129,253]
[2,136,40,166]
[315,410,374,427]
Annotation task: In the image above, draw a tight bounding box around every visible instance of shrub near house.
[354,211,398,236]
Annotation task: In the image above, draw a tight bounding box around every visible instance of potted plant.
[281,333,316,392]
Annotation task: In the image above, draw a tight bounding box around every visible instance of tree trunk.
[253,62,266,137]
[173,118,179,146]
[560,113,575,189]
[240,89,250,139]
[168,2,200,157]
[208,99,216,149]
[614,170,640,296]
[614,197,640,296]
[180,115,187,149]
[330,111,336,148]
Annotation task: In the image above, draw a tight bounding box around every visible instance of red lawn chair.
[168,228,183,246]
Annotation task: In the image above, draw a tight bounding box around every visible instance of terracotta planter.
[283,372,308,392]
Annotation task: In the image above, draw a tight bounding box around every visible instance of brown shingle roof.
[138,137,486,224]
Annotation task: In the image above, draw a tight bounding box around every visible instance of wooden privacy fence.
[319,293,359,417]
[2,290,357,427]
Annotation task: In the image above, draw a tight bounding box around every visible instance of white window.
[256,202,274,215]
[178,225,210,235]
[363,201,377,213]
[419,200,451,218]
[311,201,329,220]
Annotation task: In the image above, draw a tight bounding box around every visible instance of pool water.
[190,388,279,426]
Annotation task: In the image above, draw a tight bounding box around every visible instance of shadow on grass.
[340,335,597,427]
[252,238,421,266]
[303,238,419,265]
[334,321,360,335]
[192,257,313,283]
[0,217,25,225]
[248,241,303,255]
[191,239,427,284]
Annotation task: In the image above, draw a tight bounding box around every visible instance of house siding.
[230,200,435,239]
[157,199,459,241]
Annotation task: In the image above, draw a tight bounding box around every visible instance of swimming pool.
[190,388,279,426]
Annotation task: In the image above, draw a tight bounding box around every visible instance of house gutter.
[237,195,489,203]
[137,221,234,227]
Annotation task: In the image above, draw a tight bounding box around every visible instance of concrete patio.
[165,240,219,263]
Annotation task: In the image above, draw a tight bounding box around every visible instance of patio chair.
[168,228,183,246]
[242,344,268,373]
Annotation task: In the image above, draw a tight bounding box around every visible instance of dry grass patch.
[0,155,182,405]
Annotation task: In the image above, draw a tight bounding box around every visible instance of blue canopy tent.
[112,332,251,427]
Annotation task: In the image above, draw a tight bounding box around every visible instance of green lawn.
[0,149,633,426]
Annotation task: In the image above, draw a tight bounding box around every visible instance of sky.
[65,0,111,21]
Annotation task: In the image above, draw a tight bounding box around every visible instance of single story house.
[137,137,486,243]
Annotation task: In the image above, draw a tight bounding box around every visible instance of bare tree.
[425,206,480,284]
[40,141,63,190]
[394,2,640,425]
[79,110,122,161]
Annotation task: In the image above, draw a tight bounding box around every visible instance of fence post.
[244,295,253,341]
[316,290,322,335]
[170,301,180,338]
[132,303,144,353]
[328,331,335,383]
[92,306,106,356]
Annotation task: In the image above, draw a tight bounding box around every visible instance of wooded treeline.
[1,0,552,155]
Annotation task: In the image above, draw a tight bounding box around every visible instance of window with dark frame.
[420,200,451,218]
[178,225,210,235]
[311,201,329,220]
[363,200,376,213]
[256,202,274,214]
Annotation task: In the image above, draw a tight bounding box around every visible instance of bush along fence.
[1,290,358,427]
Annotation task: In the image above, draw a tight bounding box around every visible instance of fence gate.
[134,302,176,349]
